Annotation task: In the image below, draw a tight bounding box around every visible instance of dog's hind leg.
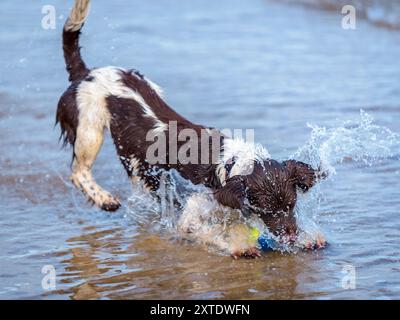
[71,125,121,211]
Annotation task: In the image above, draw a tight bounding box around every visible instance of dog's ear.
[284,160,318,192]
[214,176,246,209]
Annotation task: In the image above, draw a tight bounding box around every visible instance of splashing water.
[293,110,400,246]
[126,111,400,254]
[293,110,400,174]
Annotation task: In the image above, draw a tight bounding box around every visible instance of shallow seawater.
[1,0,400,299]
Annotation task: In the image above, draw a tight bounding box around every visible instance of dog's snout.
[284,226,298,243]
[285,226,297,235]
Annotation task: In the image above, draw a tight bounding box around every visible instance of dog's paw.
[231,247,261,259]
[303,233,327,250]
[315,233,327,248]
[100,196,121,212]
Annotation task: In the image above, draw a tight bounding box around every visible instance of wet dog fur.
[57,0,326,257]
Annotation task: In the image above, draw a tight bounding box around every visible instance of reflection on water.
[47,225,326,300]
[1,0,400,299]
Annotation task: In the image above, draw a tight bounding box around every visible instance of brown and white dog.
[57,0,326,257]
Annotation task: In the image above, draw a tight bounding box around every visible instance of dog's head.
[215,159,324,242]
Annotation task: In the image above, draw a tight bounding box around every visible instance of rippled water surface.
[1,0,400,299]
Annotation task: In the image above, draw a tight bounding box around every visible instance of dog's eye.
[297,183,309,192]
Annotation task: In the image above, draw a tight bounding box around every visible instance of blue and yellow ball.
[248,227,276,251]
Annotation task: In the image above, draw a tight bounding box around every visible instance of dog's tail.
[63,0,91,82]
